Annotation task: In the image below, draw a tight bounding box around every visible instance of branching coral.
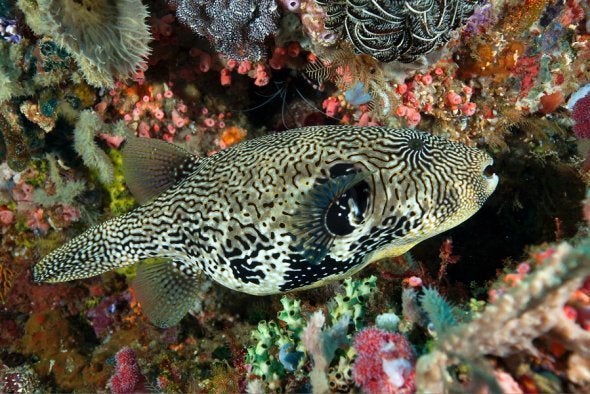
[316,0,479,62]
[173,0,280,61]
[17,0,151,88]
[415,240,590,392]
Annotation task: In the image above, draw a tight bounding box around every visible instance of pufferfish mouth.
[482,157,499,194]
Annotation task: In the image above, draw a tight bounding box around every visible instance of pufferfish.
[34,126,498,327]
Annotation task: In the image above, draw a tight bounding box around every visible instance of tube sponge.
[18,0,151,88]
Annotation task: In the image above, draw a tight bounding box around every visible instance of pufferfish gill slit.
[33,126,498,328]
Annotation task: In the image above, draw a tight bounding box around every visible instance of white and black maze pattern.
[34,126,497,299]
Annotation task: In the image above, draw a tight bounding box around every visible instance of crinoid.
[316,0,479,63]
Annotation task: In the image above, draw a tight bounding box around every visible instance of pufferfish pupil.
[33,126,498,328]
[324,171,370,236]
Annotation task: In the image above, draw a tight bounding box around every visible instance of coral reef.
[0,0,589,392]
[416,238,590,393]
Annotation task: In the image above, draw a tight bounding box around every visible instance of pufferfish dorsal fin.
[291,170,372,266]
[121,136,201,204]
[132,259,202,328]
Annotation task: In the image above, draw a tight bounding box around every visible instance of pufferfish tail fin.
[133,259,202,328]
[33,209,159,283]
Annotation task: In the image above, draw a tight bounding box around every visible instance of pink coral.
[26,208,49,234]
[108,347,145,394]
[0,207,15,226]
[352,327,415,394]
[11,181,34,202]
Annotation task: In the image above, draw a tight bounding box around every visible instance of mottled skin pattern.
[34,126,497,296]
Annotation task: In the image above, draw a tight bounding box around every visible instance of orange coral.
[218,126,247,149]
[498,0,551,38]
[460,41,525,81]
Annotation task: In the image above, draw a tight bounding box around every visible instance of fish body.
[34,126,498,327]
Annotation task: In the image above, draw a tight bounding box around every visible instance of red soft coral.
[352,327,415,394]
[572,92,590,138]
[108,347,146,394]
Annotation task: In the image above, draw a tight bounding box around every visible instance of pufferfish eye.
[290,162,372,265]
[325,172,370,236]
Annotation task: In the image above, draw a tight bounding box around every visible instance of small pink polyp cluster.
[269,42,302,70]
[394,68,478,126]
[0,206,15,226]
[10,180,50,233]
[220,42,301,87]
[119,83,190,143]
[220,58,271,86]
[322,96,342,117]
[199,107,231,131]
[352,327,415,394]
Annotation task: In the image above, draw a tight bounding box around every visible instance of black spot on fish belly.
[279,254,359,292]
[227,256,265,285]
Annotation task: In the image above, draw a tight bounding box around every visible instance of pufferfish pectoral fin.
[121,136,201,204]
[132,258,202,328]
[290,171,372,266]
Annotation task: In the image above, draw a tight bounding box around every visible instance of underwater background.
[1,0,590,392]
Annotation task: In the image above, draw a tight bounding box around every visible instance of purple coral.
[173,0,280,61]
[0,17,21,43]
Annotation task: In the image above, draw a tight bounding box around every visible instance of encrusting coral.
[17,0,151,88]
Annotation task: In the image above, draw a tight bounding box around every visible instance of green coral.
[107,149,136,216]
[33,155,85,207]
[420,287,458,336]
[277,297,304,337]
[73,110,114,186]
[329,276,377,330]
[245,276,378,388]
[246,320,289,385]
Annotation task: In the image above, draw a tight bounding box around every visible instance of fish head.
[372,129,498,243]
[288,127,498,267]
